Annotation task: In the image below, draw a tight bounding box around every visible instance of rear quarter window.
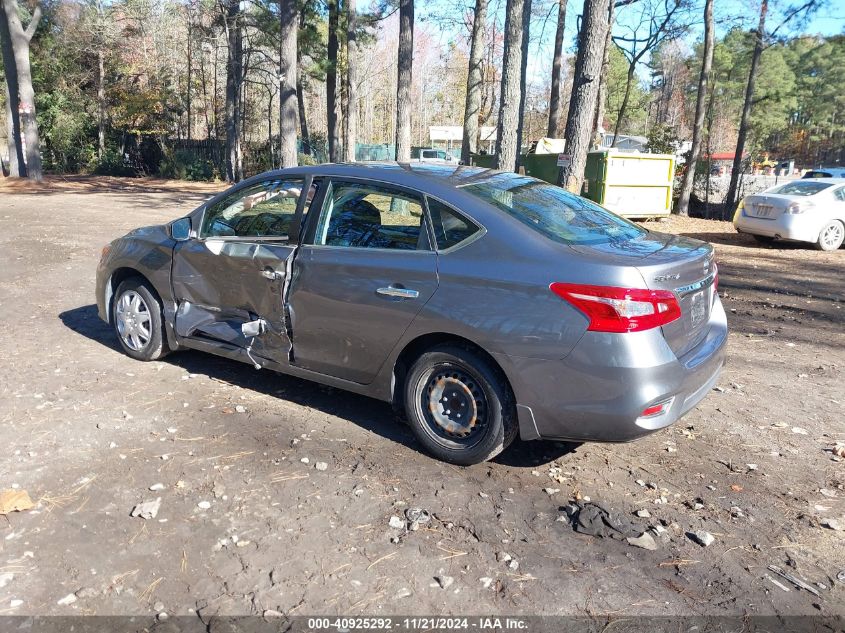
[427,198,481,250]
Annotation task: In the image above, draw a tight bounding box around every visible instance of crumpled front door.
[171,238,295,365]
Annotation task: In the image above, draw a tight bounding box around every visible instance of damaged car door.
[171,176,310,365]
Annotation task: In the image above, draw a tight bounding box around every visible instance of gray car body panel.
[95,224,182,348]
[96,163,727,444]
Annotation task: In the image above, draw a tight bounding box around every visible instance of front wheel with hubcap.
[404,345,517,465]
[112,278,169,361]
[817,220,844,251]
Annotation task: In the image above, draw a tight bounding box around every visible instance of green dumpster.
[522,153,560,184]
[469,154,496,169]
[584,150,675,218]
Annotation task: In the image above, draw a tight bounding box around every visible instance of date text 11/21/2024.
[306,617,529,631]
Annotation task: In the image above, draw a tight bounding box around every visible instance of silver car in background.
[96,164,727,465]
[734,178,845,250]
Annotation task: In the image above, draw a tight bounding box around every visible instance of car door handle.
[261,268,285,281]
[376,286,419,299]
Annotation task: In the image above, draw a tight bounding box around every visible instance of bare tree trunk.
[494,0,525,172]
[675,0,713,216]
[610,65,635,148]
[725,0,767,215]
[279,0,298,168]
[461,0,487,164]
[326,0,340,161]
[592,0,614,146]
[212,45,220,142]
[186,15,192,141]
[97,47,106,157]
[0,6,24,177]
[223,0,242,182]
[267,92,273,166]
[547,0,567,137]
[1,0,42,181]
[395,0,413,162]
[199,44,211,139]
[296,60,310,157]
[515,0,532,169]
[295,7,310,156]
[561,0,609,192]
[343,0,358,162]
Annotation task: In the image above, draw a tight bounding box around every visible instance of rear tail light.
[550,283,681,333]
[786,200,814,214]
[713,262,719,293]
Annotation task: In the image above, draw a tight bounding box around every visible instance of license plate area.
[752,204,773,218]
[690,291,706,326]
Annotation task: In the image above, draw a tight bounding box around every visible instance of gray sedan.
[96,163,727,465]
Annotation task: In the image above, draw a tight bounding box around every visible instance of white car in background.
[733,178,845,251]
[802,167,845,179]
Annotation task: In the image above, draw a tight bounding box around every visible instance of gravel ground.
[0,176,843,620]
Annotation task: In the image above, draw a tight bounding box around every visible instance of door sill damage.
[241,318,267,369]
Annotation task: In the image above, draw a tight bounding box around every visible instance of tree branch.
[24,4,42,42]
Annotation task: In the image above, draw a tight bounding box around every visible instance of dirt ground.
[0,175,843,620]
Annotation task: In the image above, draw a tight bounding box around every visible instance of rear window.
[459,173,645,245]
[802,171,832,178]
[770,181,833,196]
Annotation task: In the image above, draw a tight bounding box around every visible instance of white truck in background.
[416,148,460,165]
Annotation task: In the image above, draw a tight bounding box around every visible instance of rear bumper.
[733,210,820,243]
[500,297,728,443]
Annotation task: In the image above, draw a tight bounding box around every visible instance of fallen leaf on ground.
[0,489,35,515]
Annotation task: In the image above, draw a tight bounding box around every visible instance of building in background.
[428,126,496,157]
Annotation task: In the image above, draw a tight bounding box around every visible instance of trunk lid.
[742,193,793,220]
[571,231,716,357]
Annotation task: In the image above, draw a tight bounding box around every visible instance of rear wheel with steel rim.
[112,278,168,361]
[816,220,845,251]
[404,345,517,465]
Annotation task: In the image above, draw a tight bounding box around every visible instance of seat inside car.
[327,198,382,247]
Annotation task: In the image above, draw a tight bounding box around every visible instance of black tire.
[111,278,169,361]
[404,344,517,465]
[752,234,774,244]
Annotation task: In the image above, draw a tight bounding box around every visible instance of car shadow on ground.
[679,231,810,249]
[59,304,576,468]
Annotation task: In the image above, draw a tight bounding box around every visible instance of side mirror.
[170,217,193,241]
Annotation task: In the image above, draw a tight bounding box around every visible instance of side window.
[422,150,435,159]
[312,182,427,251]
[427,198,481,250]
[437,151,447,160]
[834,187,845,202]
[201,178,303,238]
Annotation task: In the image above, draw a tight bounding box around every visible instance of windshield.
[770,181,832,196]
[460,173,646,245]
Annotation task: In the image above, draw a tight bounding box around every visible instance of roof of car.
[799,177,845,183]
[304,162,497,186]
[233,163,547,198]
